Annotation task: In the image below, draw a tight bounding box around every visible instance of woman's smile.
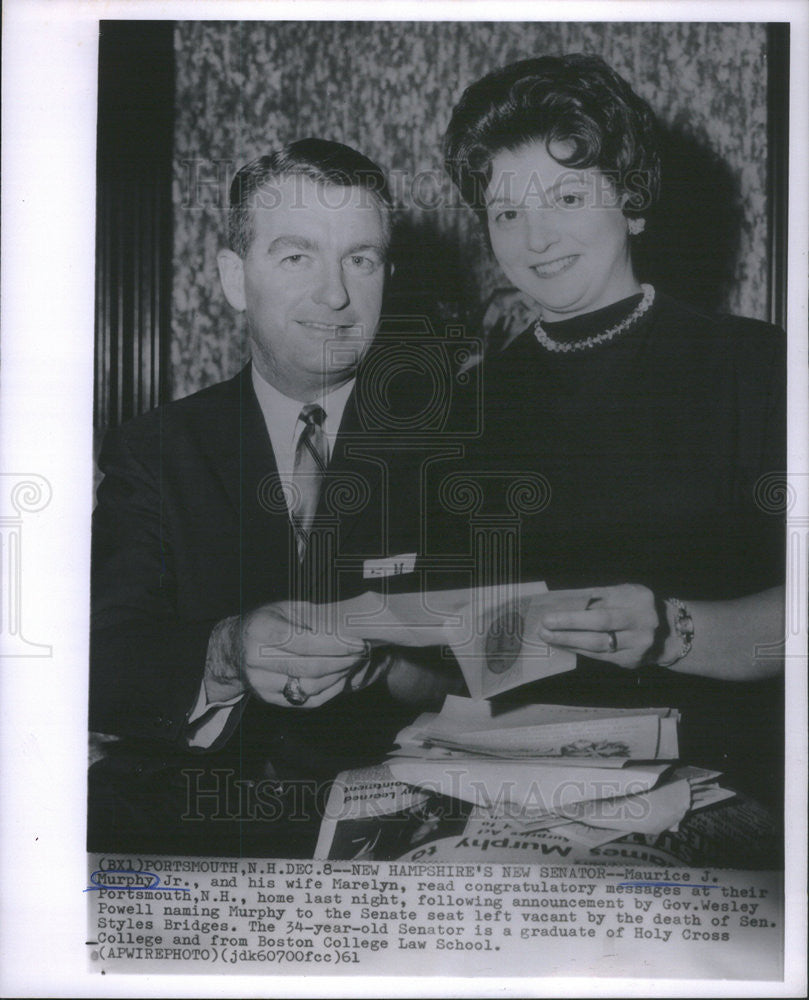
[530,254,580,278]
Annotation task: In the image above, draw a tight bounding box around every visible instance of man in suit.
[89,139,463,855]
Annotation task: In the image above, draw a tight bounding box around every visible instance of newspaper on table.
[314,762,737,864]
[315,696,737,862]
[290,582,579,698]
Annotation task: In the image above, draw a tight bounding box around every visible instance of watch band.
[658,597,694,667]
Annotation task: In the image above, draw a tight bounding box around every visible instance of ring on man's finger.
[282,675,309,706]
[606,630,618,653]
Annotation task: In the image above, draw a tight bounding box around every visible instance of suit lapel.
[194,367,266,515]
[192,364,413,603]
[194,366,297,605]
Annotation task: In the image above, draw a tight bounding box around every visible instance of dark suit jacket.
[90,355,464,779]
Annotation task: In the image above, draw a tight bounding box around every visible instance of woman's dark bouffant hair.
[444,54,661,221]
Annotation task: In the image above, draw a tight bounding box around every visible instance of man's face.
[219,174,388,400]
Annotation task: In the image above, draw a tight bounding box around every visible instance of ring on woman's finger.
[282,675,309,706]
[606,630,618,653]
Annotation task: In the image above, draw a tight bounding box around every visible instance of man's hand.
[203,615,246,703]
[239,601,378,708]
[537,584,661,670]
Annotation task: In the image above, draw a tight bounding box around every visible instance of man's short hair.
[444,54,661,222]
[228,138,393,257]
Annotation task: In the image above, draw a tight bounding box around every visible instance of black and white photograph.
[1,1,807,995]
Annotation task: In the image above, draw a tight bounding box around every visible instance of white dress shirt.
[186,365,356,747]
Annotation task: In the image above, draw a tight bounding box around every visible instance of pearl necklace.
[533,283,656,353]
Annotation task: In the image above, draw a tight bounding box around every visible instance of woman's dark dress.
[451,290,786,806]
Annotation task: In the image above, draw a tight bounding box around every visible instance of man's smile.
[295,320,357,333]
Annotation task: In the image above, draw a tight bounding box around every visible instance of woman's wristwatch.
[657,597,695,668]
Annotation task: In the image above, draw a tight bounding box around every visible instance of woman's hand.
[538,584,661,669]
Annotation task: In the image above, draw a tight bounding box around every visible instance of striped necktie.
[291,403,328,560]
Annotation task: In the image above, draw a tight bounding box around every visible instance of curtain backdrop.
[171,21,771,399]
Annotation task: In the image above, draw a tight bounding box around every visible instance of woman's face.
[485,140,639,321]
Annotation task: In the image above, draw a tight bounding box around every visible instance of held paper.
[291,583,578,698]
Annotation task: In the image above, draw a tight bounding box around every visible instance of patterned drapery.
[171,21,772,398]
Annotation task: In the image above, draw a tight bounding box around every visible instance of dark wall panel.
[95,21,174,428]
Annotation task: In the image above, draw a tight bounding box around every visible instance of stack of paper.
[387,695,734,846]
[393,696,680,762]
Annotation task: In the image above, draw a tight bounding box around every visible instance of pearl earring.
[627,217,646,236]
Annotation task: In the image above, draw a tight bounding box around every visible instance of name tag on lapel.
[363,554,417,579]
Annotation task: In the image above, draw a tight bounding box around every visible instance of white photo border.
[1,1,806,996]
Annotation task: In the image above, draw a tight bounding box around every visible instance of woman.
[442,55,786,797]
